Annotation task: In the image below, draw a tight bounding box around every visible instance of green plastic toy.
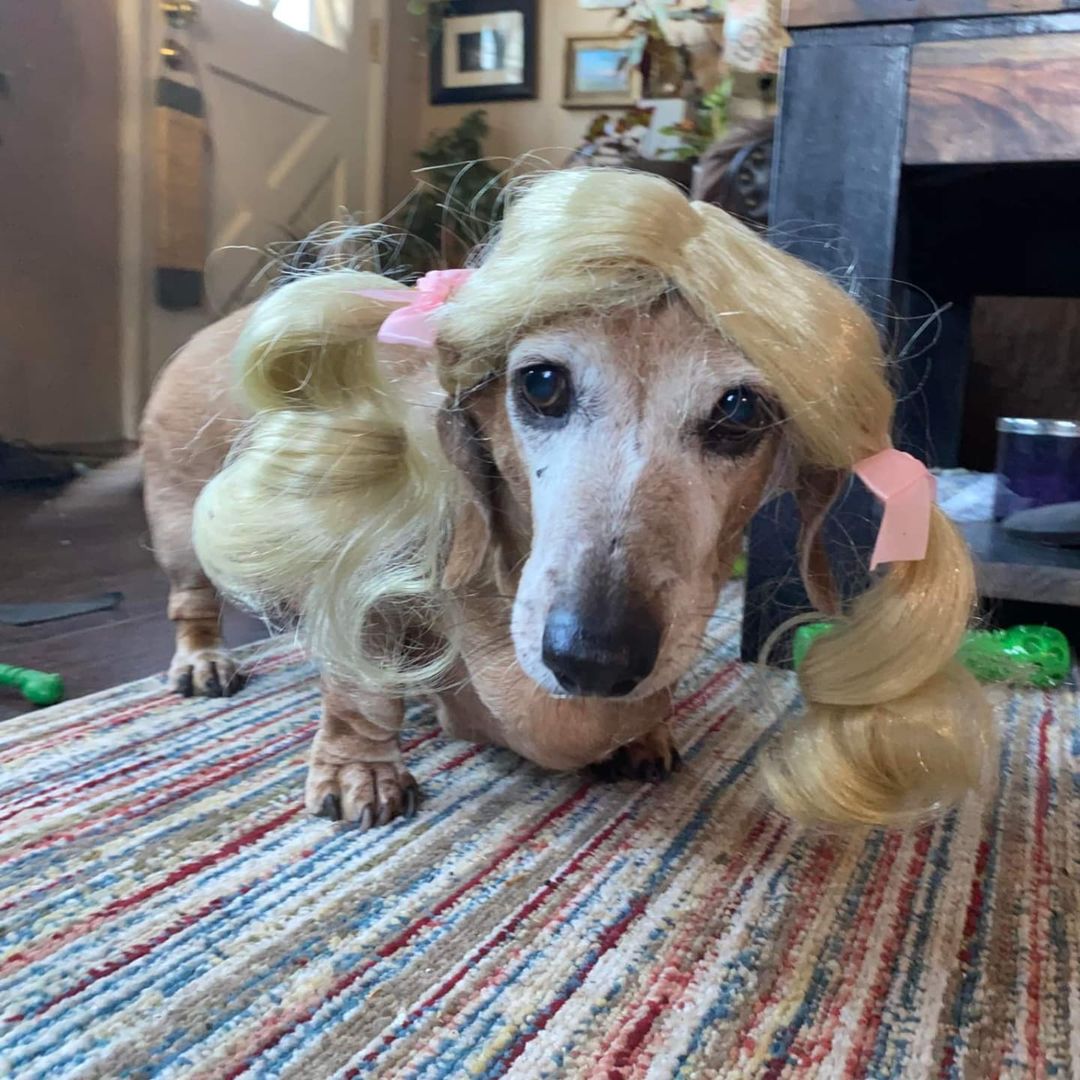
[792,622,1071,689]
[0,664,65,706]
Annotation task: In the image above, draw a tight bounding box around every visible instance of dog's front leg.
[306,680,418,829]
[591,725,682,783]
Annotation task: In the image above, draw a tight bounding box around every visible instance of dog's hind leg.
[307,679,418,828]
[165,579,240,698]
[139,306,252,698]
[143,457,242,699]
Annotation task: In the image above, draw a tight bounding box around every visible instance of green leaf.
[389,109,504,274]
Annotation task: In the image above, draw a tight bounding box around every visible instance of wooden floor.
[0,486,266,722]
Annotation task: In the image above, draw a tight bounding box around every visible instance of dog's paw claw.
[306,762,419,830]
[591,729,680,784]
[588,757,619,783]
[169,647,242,699]
[204,667,223,698]
[636,759,664,783]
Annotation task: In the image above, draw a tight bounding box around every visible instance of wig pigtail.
[193,269,459,692]
[763,504,996,827]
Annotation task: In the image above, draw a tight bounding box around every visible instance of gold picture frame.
[563,35,642,108]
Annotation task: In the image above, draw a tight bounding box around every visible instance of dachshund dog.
[142,170,989,831]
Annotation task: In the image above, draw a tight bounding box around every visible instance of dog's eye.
[517,364,571,418]
[703,385,770,455]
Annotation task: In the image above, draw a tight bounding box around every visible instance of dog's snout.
[541,603,661,698]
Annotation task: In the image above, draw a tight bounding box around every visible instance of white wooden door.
[140,0,383,404]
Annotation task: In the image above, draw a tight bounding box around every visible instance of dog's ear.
[437,402,495,591]
[794,466,843,616]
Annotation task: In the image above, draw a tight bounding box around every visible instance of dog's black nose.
[542,604,661,697]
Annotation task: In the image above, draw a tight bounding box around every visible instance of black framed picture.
[430,0,538,105]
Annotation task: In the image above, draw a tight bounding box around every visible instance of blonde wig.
[193,270,461,690]
[195,168,993,827]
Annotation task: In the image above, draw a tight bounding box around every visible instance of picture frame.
[563,34,643,109]
[430,0,538,105]
[577,0,680,7]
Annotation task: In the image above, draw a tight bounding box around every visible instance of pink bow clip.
[853,448,936,571]
[359,269,474,348]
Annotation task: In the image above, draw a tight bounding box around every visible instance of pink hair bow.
[359,269,474,348]
[853,448,936,571]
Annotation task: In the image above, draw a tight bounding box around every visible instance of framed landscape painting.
[563,34,642,108]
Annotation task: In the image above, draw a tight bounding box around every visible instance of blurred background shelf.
[961,521,1080,607]
[937,470,1080,607]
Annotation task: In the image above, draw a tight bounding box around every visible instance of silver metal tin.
[996,418,1080,437]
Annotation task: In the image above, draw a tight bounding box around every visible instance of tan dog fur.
[141,301,781,828]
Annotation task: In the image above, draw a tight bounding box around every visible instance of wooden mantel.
[784,1,1077,27]
[905,32,1080,164]
[781,4,1080,166]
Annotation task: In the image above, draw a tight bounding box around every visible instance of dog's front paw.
[170,646,243,698]
[590,727,682,783]
[306,760,419,829]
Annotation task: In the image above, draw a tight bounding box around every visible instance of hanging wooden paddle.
[154,27,209,310]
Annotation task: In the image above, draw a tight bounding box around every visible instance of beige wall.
[0,0,122,447]
[385,0,619,207]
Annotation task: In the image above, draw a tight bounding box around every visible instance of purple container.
[993,418,1080,521]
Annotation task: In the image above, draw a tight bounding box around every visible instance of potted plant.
[388,109,505,274]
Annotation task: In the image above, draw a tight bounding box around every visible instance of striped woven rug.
[1,585,1077,1079]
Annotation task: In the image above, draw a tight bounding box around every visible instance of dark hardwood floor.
[0,485,266,722]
